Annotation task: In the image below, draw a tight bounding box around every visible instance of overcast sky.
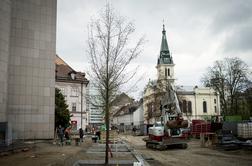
[57,0,252,99]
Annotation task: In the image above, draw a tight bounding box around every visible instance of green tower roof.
[157,24,173,65]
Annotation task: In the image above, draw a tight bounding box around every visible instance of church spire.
[160,24,169,52]
[157,24,173,65]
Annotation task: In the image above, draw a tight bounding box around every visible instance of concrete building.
[55,55,89,131]
[143,25,220,126]
[0,0,57,144]
[86,82,104,129]
[111,99,144,135]
[110,93,134,125]
[110,93,145,134]
[112,103,138,133]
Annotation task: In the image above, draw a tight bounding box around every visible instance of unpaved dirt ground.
[1,135,252,166]
[122,135,252,166]
[0,138,93,166]
[0,135,135,166]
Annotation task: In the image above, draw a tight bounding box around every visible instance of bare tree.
[201,57,250,115]
[87,3,144,165]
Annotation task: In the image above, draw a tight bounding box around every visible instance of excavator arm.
[161,81,181,115]
[160,81,188,129]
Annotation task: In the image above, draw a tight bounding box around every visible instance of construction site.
[0,129,252,166]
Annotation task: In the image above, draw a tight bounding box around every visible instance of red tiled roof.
[55,55,89,84]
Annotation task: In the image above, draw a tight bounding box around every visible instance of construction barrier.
[99,130,119,143]
[238,123,252,139]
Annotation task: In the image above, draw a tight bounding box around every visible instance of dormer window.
[70,72,75,80]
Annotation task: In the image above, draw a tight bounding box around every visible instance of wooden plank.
[99,130,119,143]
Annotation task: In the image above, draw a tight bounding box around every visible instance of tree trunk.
[105,15,110,165]
[105,102,109,165]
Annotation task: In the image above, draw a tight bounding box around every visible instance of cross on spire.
[162,19,165,33]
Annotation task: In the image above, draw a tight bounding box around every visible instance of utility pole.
[81,82,83,128]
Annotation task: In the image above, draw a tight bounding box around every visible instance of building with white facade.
[55,55,89,131]
[133,103,144,127]
[0,0,57,144]
[176,85,221,121]
[112,103,138,132]
[143,25,220,126]
[111,98,144,135]
[132,101,144,134]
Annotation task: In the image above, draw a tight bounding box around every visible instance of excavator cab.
[170,128,181,136]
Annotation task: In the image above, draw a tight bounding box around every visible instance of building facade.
[143,25,220,126]
[111,99,144,135]
[112,103,138,132]
[176,86,220,121]
[87,82,104,128]
[133,103,144,128]
[132,101,144,134]
[55,55,89,131]
[0,0,57,143]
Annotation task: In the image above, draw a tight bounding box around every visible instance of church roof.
[176,85,195,92]
[157,24,173,65]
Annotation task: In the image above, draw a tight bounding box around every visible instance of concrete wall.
[0,0,11,122]
[7,0,57,139]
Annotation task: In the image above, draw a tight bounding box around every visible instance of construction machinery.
[143,82,189,150]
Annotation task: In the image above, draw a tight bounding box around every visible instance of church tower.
[156,24,175,87]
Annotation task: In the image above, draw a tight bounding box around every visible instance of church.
[143,25,220,126]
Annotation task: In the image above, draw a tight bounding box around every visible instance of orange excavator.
[143,82,189,150]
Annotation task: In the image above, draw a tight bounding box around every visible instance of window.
[182,100,187,113]
[214,106,217,113]
[214,99,216,104]
[188,101,192,113]
[59,87,66,96]
[165,68,167,77]
[71,87,78,97]
[168,68,170,76]
[203,101,207,113]
[72,103,76,112]
[70,73,75,80]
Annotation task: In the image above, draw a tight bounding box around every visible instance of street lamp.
[81,81,83,128]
